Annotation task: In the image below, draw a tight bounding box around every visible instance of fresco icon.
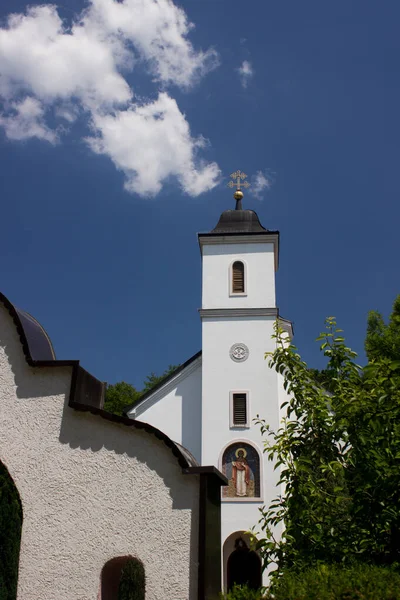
[222,443,260,499]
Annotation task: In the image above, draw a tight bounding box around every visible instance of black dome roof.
[0,292,56,361]
[15,307,56,361]
[210,202,267,234]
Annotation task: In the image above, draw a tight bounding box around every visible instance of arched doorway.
[223,532,262,592]
[0,460,23,600]
[99,556,145,600]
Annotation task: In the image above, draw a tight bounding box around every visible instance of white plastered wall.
[202,315,283,578]
[0,304,199,600]
[201,242,276,309]
[201,236,285,589]
[128,358,202,462]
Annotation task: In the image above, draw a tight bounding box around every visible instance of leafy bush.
[270,564,400,600]
[117,558,145,600]
[255,318,400,573]
[222,566,400,600]
[221,584,266,600]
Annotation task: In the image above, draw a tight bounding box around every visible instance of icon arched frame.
[219,439,263,502]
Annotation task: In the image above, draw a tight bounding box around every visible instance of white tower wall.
[201,242,276,309]
[199,233,284,589]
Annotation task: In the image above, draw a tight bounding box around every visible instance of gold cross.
[228,170,251,192]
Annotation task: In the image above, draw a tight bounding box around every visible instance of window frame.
[230,390,250,428]
[229,259,247,297]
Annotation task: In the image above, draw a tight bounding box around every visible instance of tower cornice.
[199,307,278,318]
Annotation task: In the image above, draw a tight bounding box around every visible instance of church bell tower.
[198,171,290,588]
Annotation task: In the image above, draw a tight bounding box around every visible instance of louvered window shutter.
[233,393,247,426]
[232,261,245,293]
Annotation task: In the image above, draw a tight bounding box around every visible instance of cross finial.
[227,170,251,209]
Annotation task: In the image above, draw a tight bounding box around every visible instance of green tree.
[104,381,141,416]
[365,294,400,361]
[255,318,400,577]
[142,364,180,393]
[104,365,180,415]
[309,294,400,390]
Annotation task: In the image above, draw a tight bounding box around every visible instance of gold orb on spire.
[228,170,251,205]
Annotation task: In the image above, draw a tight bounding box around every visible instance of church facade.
[125,193,293,589]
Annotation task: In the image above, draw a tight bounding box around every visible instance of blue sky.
[1,0,399,389]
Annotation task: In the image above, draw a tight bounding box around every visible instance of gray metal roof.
[210,208,267,234]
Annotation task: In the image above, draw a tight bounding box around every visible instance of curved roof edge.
[0,292,57,363]
[69,400,199,470]
[0,291,202,473]
[210,208,267,234]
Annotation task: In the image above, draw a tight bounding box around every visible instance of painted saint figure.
[232,448,250,497]
[221,442,260,498]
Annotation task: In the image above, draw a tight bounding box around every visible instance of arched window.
[231,261,245,294]
[0,461,23,600]
[221,442,261,499]
[99,556,145,600]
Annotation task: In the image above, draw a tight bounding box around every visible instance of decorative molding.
[221,497,263,503]
[198,233,278,245]
[229,343,249,362]
[199,307,278,319]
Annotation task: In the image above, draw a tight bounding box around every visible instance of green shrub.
[222,566,400,600]
[270,564,400,600]
[0,462,22,600]
[117,558,145,600]
[221,585,267,600]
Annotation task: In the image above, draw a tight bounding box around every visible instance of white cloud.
[237,60,253,89]
[87,93,220,196]
[0,5,132,107]
[0,0,220,197]
[0,97,57,143]
[55,103,81,123]
[250,170,273,200]
[87,0,219,88]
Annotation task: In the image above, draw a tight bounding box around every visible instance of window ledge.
[222,497,263,503]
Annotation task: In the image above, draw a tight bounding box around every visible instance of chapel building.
[0,292,225,600]
[125,186,293,590]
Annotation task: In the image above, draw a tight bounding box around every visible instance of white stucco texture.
[201,242,276,309]
[200,238,284,588]
[0,304,199,600]
[130,357,202,462]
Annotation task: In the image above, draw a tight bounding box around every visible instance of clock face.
[229,343,249,362]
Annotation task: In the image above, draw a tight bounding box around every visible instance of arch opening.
[0,460,23,600]
[99,556,145,600]
[231,261,245,294]
[223,532,262,592]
